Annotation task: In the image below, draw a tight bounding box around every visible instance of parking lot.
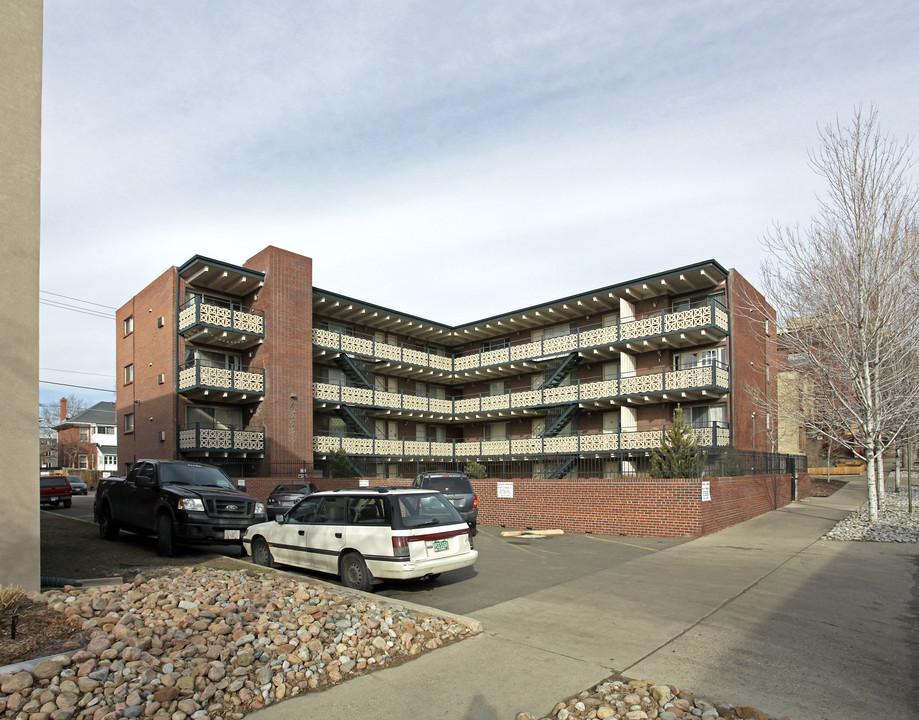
[47,496,687,616]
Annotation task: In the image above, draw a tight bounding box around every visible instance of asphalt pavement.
[253,479,919,720]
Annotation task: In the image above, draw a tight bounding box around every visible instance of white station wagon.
[242,487,478,591]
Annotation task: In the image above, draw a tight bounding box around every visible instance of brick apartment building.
[116,247,776,480]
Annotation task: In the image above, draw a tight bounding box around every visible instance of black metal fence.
[202,450,806,481]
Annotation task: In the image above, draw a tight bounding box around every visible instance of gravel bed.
[822,488,919,542]
[0,567,479,719]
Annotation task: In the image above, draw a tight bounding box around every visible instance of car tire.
[63,499,72,509]
[157,513,175,557]
[470,521,477,537]
[99,506,120,541]
[251,538,275,568]
[340,552,373,592]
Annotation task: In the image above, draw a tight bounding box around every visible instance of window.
[124,364,134,384]
[674,347,725,370]
[485,380,509,397]
[672,292,726,313]
[689,405,727,428]
[328,417,347,438]
[98,426,115,435]
[185,347,241,369]
[78,454,89,469]
[482,338,509,352]
[416,423,445,443]
[103,454,117,466]
[79,427,90,442]
[123,315,134,336]
[484,422,508,441]
[124,413,135,433]
[186,405,243,429]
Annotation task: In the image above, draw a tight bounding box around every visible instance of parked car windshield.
[420,476,473,494]
[40,477,68,488]
[159,464,236,490]
[272,483,312,493]
[394,493,463,528]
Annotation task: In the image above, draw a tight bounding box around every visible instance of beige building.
[0,0,43,591]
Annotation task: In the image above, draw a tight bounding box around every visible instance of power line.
[40,299,113,319]
[40,290,117,310]
[39,379,115,393]
[40,367,114,378]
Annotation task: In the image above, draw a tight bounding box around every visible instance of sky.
[38,0,919,409]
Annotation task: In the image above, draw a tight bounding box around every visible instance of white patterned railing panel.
[313,382,340,402]
[578,325,618,348]
[481,395,510,411]
[578,379,618,400]
[313,436,341,453]
[199,303,233,329]
[200,365,233,389]
[581,434,619,452]
[693,427,714,446]
[620,315,662,340]
[664,306,712,333]
[620,430,663,450]
[714,308,729,331]
[430,442,453,456]
[453,354,479,371]
[544,436,578,454]
[511,437,542,454]
[543,334,578,355]
[199,428,233,450]
[454,398,481,414]
[313,328,341,350]
[665,367,711,391]
[178,305,197,332]
[341,335,374,356]
[716,428,731,446]
[375,439,403,455]
[481,440,510,456]
[402,394,428,411]
[510,341,542,361]
[715,367,729,388]
[234,430,265,451]
[403,441,430,456]
[455,442,481,457]
[402,348,429,366]
[375,391,402,410]
[341,386,374,405]
[178,367,196,391]
[544,385,579,404]
[511,390,541,408]
[233,310,263,334]
[374,341,401,362]
[620,374,664,395]
[342,437,375,455]
[430,398,452,414]
[430,355,452,371]
[481,348,510,366]
[178,429,196,450]
[234,370,264,393]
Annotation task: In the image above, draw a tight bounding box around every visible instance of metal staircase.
[333,354,375,390]
[548,455,578,479]
[540,352,580,389]
[542,404,579,438]
[335,405,374,438]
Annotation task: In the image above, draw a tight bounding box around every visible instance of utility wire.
[40,299,113,319]
[39,379,115,393]
[40,290,118,310]
[40,367,114,378]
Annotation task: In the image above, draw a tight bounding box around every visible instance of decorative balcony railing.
[314,422,730,458]
[179,296,264,348]
[312,363,728,417]
[178,424,265,453]
[313,299,728,374]
[178,361,265,400]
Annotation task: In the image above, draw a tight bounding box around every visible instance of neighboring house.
[40,437,58,469]
[54,400,118,476]
[116,248,777,479]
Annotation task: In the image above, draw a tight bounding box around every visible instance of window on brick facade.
[124,413,134,433]
[124,364,134,384]
[123,315,133,336]
[482,338,509,352]
[79,427,90,442]
[78,454,89,469]
[484,422,508,441]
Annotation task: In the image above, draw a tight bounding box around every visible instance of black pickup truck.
[94,460,265,556]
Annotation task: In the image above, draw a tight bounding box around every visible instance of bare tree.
[760,106,919,522]
[38,394,89,439]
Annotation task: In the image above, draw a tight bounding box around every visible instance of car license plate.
[224,530,240,540]
[49,496,58,501]
[431,539,449,552]
[451,499,462,507]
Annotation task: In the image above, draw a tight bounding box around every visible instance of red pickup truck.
[40,475,73,508]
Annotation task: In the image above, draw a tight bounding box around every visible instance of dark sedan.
[265,482,318,519]
[66,475,89,495]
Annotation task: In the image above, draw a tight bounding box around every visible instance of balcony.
[312,298,729,375]
[179,296,264,349]
[312,363,728,419]
[178,361,265,402]
[178,424,265,455]
[313,423,731,459]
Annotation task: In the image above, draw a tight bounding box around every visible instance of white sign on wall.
[359,478,370,487]
[701,481,712,502]
[497,482,514,498]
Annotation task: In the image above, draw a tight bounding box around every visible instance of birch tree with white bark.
[760,106,919,522]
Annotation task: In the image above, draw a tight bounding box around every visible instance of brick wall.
[238,472,808,538]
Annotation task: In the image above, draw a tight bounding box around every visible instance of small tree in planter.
[464,461,487,479]
[650,405,701,479]
[329,448,356,478]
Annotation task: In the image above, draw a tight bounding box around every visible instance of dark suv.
[412,471,478,535]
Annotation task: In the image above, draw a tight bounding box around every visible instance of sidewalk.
[254,480,919,720]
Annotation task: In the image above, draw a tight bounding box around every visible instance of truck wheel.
[157,514,175,557]
[340,552,373,592]
[63,499,72,509]
[251,538,275,568]
[98,507,120,541]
